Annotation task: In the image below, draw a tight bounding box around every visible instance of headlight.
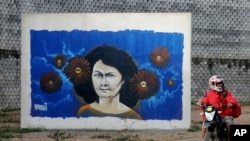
[205,111,215,121]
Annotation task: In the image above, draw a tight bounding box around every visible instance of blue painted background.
[30,30,184,120]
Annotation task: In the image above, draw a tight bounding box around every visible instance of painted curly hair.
[74,44,139,108]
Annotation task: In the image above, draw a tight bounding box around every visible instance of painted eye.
[93,73,102,78]
[106,73,115,77]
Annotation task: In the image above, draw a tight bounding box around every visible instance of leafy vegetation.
[47,130,73,141]
[187,125,201,132]
[111,135,139,141]
[0,127,45,139]
[90,134,112,139]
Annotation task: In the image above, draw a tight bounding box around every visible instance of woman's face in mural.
[92,60,123,99]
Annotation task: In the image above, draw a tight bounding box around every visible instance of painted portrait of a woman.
[74,45,141,119]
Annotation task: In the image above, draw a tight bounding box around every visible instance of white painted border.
[21,13,191,129]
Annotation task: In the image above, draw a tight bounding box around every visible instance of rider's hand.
[227,103,233,108]
[197,98,203,106]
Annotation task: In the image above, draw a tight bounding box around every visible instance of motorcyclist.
[198,75,239,141]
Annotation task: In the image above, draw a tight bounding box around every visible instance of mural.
[21,13,191,129]
[31,30,183,120]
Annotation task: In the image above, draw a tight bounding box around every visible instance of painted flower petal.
[40,71,62,93]
[63,56,90,85]
[130,70,160,99]
[149,47,170,68]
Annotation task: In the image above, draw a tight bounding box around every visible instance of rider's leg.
[225,122,230,141]
[200,113,206,138]
[202,121,211,140]
[201,121,207,138]
[202,127,206,138]
[223,116,234,141]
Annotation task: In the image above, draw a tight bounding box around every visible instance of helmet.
[208,75,224,92]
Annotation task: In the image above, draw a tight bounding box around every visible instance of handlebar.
[196,103,230,109]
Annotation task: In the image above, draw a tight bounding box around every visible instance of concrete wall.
[20,13,191,129]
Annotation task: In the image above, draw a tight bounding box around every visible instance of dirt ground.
[1,103,249,141]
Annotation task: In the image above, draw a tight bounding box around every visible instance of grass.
[0,113,6,118]
[0,108,46,139]
[239,101,250,105]
[111,135,139,141]
[91,134,140,141]
[90,134,112,139]
[47,130,73,141]
[0,127,45,139]
[1,108,20,113]
[187,125,201,132]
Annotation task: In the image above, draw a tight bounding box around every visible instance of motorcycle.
[199,105,228,141]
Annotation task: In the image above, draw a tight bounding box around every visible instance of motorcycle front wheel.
[204,131,217,141]
[204,128,227,141]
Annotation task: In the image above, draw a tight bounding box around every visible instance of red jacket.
[201,89,238,118]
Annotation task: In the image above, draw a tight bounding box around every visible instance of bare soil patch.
[1,103,249,141]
